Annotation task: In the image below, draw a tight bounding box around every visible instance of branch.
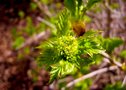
[101,52,122,68]
[33,0,52,17]
[104,0,121,17]
[122,75,126,87]
[61,66,118,90]
[37,17,56,30]
[16,30,51,50]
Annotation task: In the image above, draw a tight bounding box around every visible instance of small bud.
[72,21,86,37]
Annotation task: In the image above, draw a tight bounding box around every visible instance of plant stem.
[61,66,118,90]
[122,75,126,87]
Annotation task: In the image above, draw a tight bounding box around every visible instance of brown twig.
[37,17,56,29]
[122,75,126,87]
[61,66,118,90]
[16,30,51,50]
[103,0,111,37]
[33,0,52,17]
[101,52,122,68]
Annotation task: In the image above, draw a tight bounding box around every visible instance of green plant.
[38,0,104,82]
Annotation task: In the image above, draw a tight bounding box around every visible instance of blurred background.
[0,0,126,90]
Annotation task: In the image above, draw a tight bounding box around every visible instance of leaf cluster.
[37,0,107,82]
[64,0,102,21]
[102,37,123,53]
[104,82,126,90]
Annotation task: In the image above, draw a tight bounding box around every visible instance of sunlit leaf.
[102,38,123,53]
[87,0,102,9]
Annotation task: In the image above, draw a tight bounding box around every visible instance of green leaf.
[77,0,83,14]
[77,0,83,8]
[74,79,92,90]
[87,0,102,9]
[30,2,37,10]
[25,17,36,35]
[110,3,119,9]
[84,15,92,23]
[64,0,76,15]
[64,0,84,20]
[37,41,61,67]
[50,60,76,82]
[78,31,104,57]
[102,38,123,53]
[120,50,126,59]
[38,35,79,67]
[56,9,71,36]
[18,11,25,18]
[104,82,126,90]
[13,37,24,49]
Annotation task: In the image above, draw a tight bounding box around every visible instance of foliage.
[12,16,47,49]
[50,60,77,82]
[102,38,123,53]
[104,82,126,90]
[74,79,92,90]
[5,0,125,90]
[38,0,104,82]
[120,50,126,59]
[64,0,102,21]
[86,0,102,9]
[13,36,25,49]
[56,9,71,36]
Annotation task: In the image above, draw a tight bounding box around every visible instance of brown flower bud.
[72,21,86,37]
